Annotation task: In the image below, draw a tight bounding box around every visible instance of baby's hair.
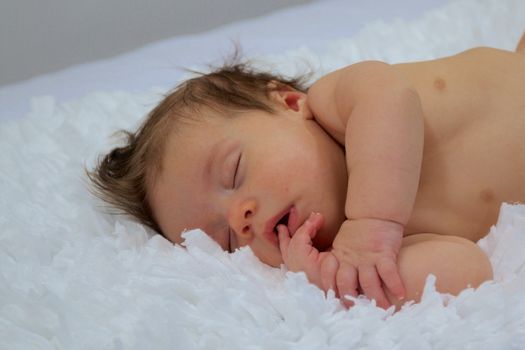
[87,53,312,235]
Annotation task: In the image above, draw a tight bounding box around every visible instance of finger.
[320,253,339,295]
[358,265,391,309]
[292,212,323,241]
[289,225,314,248]
[377,258,406,300]
[288,213,321,250]
[277,224,291,263]
[336,263,358,307]
[306,212,324,239]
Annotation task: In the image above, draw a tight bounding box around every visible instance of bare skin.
[150,36,525,310]
[283,43,525,308]
[396,47,525,241]
[278,214,492,309]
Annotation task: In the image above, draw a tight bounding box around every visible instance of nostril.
[244,210,252,219]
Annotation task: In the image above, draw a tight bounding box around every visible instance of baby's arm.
[308,61,424,308]
[279,218,493,309]
[388,234,493,309]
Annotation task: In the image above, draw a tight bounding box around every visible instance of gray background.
[0,0,312,87]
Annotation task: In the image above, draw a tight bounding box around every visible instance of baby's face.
[149,99,347,266]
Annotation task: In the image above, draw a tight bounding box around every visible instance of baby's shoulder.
[308,61,414,141]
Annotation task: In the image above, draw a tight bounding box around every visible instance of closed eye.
[231,153,241,189]
[227,227,233,253]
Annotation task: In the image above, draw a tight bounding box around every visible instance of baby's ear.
[268,81,313,119]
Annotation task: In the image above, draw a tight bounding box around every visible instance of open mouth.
[273,211,290,234]
[264,206,297,243]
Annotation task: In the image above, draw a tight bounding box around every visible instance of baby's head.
[89,61,347,266]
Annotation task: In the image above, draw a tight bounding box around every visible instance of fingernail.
[308,212,320,221]
[305,213,314,225]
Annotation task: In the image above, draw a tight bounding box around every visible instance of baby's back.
[395,47,525,241]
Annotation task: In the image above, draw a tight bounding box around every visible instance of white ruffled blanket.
[2,0,525,348]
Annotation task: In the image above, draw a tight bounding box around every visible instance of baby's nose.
[229,198,257,238]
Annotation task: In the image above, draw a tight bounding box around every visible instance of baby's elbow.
[440,239,493,295]
[393,235,493,308]
[458,242,493,290]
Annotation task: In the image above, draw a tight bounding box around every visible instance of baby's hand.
[278,212,339,294]
[331,218,405,309]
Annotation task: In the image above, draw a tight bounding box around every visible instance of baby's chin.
[260,255,284,268]
[250,244,284,268]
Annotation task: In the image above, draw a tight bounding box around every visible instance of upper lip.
[263,206,292,241]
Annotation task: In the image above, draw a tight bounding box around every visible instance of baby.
[90,34,525,309]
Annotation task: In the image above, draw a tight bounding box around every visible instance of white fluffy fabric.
[2,0,525,348]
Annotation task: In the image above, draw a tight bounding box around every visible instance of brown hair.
[87,57,311,235]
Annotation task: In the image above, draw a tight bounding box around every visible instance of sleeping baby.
[89,33,525,309]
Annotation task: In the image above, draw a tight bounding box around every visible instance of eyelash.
[227,227,233,253]
[227,153,241,252]
[227,153,242,253]
[231,153,241,189]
